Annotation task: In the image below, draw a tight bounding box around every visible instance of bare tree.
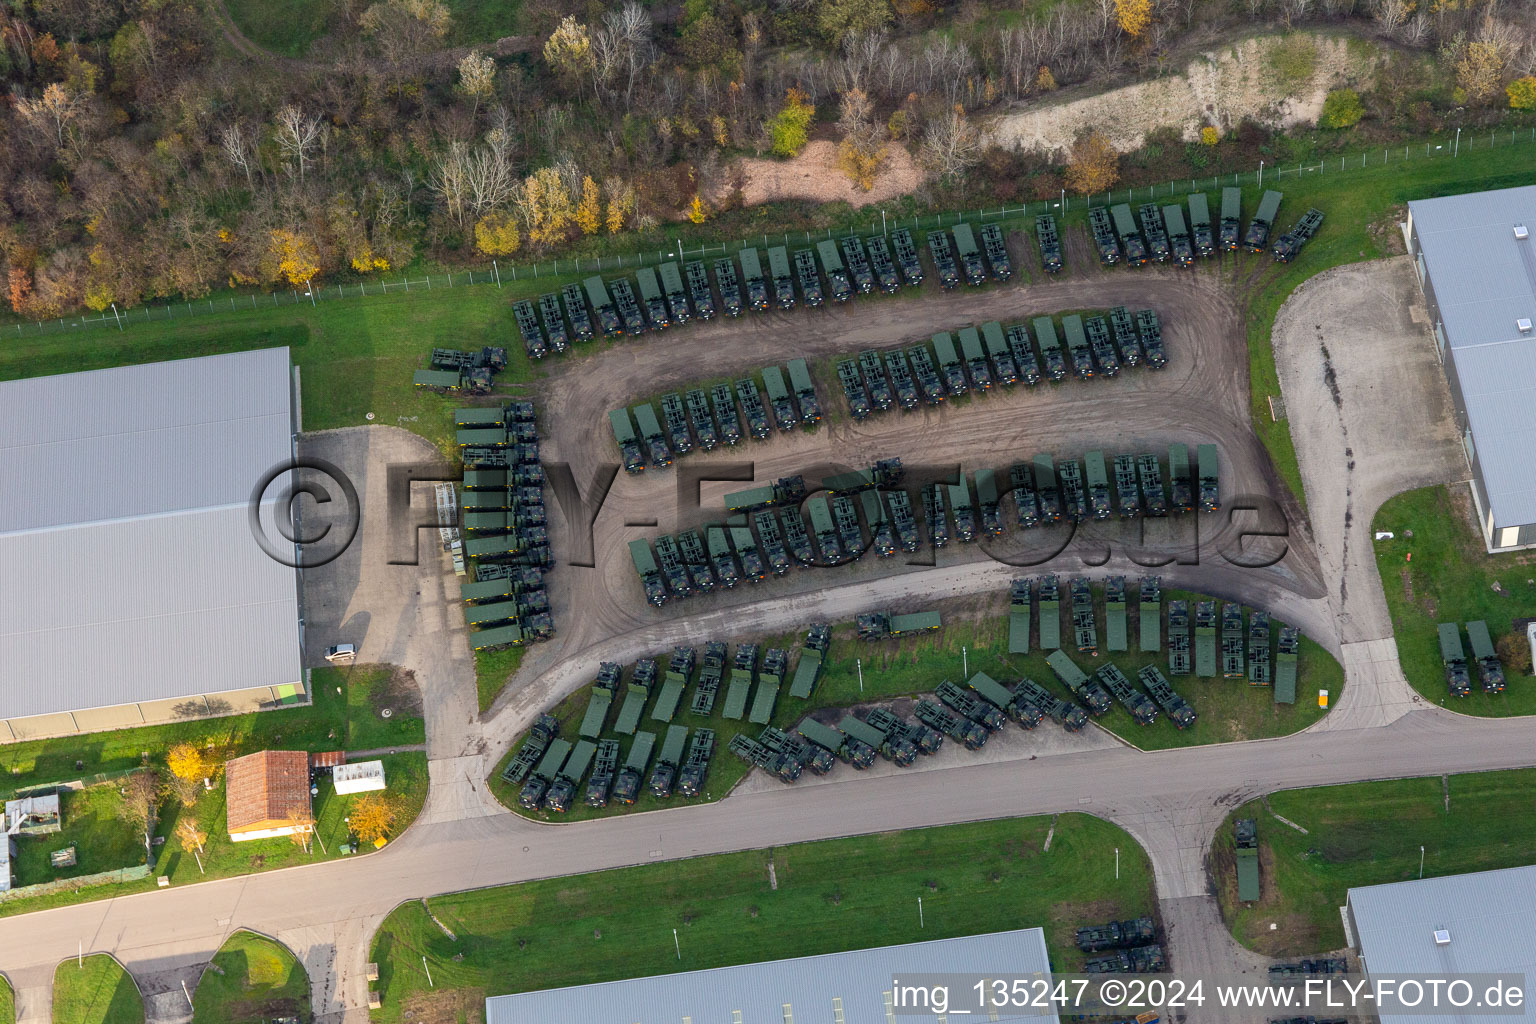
[219,123,256,188]
[14,83,86,151]
[274,105,322,183]
[604,2,655,107]
[919,107,981,180]
[429,141,470,226]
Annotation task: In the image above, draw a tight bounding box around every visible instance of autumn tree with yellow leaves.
[350,794,397,844]
[1115,0,1152,36]
[474,211,521,255]
[264,229,320,288]
[576,176,602,235]
[1065,130,1121,195]
[166,742,211,806]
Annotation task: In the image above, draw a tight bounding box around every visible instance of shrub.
[1319,88,1364,129]
[1508,76,1536,111]
[1200,125,1220,146]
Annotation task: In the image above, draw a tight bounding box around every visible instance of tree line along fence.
[5,126,1534,343]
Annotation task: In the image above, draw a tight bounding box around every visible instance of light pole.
[1115,848,1120,880]
[918,896,924,928]
[110,302,123,332]
[857,658,863,693]
[1420,846,1425,879]
[962,646,967,676]
[1454,127,1461,157]
[1258,160,1264,187]
[674,928,681,959]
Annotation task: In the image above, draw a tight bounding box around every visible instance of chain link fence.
[6,125,1534,343]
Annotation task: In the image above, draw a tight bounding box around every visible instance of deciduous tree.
[349,794,396,844]
[359,0,451,62]
[456,51,496,115]
[265,229,320,287]
[1114,0,1153,36]
[1064,129,1120,194]
[474,211,521,255]
[542,15,594,87]
[918,106,980,180]
[1510,76,1536,110]
[835,88,888,190]
[817,0,893,48]
[576,176,601,235]
[166,743,210,806]
[273,105,321,183]
[769,88,816,158]
[287,807,315,854]
[1319,88,1364,128]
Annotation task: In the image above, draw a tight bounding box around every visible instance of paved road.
[0,257,1510,1023]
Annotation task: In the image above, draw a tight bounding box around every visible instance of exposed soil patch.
[724,141,925,209]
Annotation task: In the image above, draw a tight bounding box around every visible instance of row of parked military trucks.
[451,400,556,649]
[627,449,1219,607]
[1012,574,1302,707]
[411,344,509,393]
[609,359,820,472]
[1437,619,1506,696]
[508,223,1018,360]
[1076,917,1165,974]
[1083,189,1323,268]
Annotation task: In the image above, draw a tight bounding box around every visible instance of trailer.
[884,349,918,409]
[1105,575,1128,652]
[1187,192,1214,256]
[685,261,715,320]
[1139,664,1196,729]
[1272,207,1324,262]
[1167,599,1191,675]
[980,321,1017,385]
[721,643,757,720]
[1047,649,1112,714]
[1085,315,1120,377]
[471,623,526,650]
[891,228,924,286]
[932,331,968,396]
[1009,578,1031,654]
[714,256,743,316]
[513,300,546,360]
[815,240,852,302]
[1038,574,1061,650]
[1194,600,1218,677]
[611,731,656,805]
[561,282,594,340]
[583,276,621,336]
[1219,187,1242,251]
[1139,203,1170,262]
[735,378,771,439]
[629,539,665,606]
[1248,611,1272,686]
[609,278,645,335]
[1088,207,1121,264]
[537,293,569,353]
[951,223,986,285]
[413,368,464,392]
[793,247,824,306]
[1070,576,1097,654]
[1111,203,1148,264]
[1163,204,1193,266]
[1274,627,1300,703]
[1245,189,1283,251]
[908,343,946,404]
[691,641,727,715]
[958,326,992,391]
[1035,214,1063,272]
[1197,443,1220,511]
[839,236,874,294]
[789,623,830,699]
[579,663,620,738]
[1061,315,1094,380]
[786,357,820,423]
[915,699,988,749]
[658,261,691,324]
[648,724,690,798]
[1058,458,1087,523]
[866,234,901,292]
[766,246,795,308]
[659,392,693,456]
[1097,663,1158,724]
[1032,316,1068,382]
[737,248,769,311]
[1139,577,1161,652]
[979,222,1011,280]
[1005,322,1041,385]
[926,229,960,288]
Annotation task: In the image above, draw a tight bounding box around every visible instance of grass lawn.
[368,813,1154,1021]
[0,973,13,1023]
[52,955,142,1024]
[317,664,428,749]
[153,752,428,887]
[192,930,311,1024]
[1215,768,1536,957]
[9,786,145,888]
[1373,485,1536,715]
[491,589,1343,819]
[475,645,526,715]
[0,667,423,802]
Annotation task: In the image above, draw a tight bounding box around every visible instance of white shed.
[332,760,386,795]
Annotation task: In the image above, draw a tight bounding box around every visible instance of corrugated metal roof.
[0,349,302,721]
[1348,864,1536,1024]
[0,347,294,534]
[484,927,1059,1024]
[1410,185,1536,527]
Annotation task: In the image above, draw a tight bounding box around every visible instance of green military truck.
[789,623,830,699]
[1163,204,1193,266]
[722,643,757,720]
[856,610,941,641]
[1244,190,1283,251]
[1105,575,1128,652]
[1188,192,1214,256]
[579,662,621,738]
[648,725,690,799]
[1466,620,1505,692]
[612,731,656,804]
[1275,626,1300,703]
[1219,187,1242,250]
[544,739,596,814]
[1197,443,1220,511]
[613,659,657,735]
[1438,622,1471,697]
[658,261,690,324]
[1194,600,1218,677]
[749,648,787,724]
[518,738,572,809]
[1009,578,1031,654]
[1047,650,1112,715]
[1032,316,1067,381]
[1038,574,1061,650]
[609,409,644,475]
[1139,576,1161,653]
[651,648,693,722]
[1248,611,1272,686]
[1110,203,1148,264]
[766,245,795,308]
[737,247,769,311]
[815,239,852,302]
[1168,599,1191,675]
[1235,818,1260,901]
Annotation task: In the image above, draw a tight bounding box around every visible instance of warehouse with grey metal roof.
[1407,184,1536,551]
[0,347,305,739]
[1347,864,1536,1024]
[484,927,1059,1024]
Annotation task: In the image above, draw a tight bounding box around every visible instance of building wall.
[1,682,308,743]
[229,824,302,843]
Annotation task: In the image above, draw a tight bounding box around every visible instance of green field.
[1215,768,1536,956]
[474,645,526,714]
[491,592,1342,819]
[368,814,1154,1021]
[1373,485,1536,715]
[52,955,142,1024]
[192,930,311,1024]
[326,664,428,749]
[0,973,14,1023]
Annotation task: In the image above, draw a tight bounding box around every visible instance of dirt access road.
[492,241,1326,722]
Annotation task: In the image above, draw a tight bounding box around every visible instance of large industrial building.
[1407,184,1536,551]
[1347,864,1536,1024]
[0,347,306,739]
[484,928,1058,1024]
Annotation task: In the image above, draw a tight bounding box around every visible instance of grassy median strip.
[1373,485,1536,716]
[0,974,13,1024]
[368,814,1154,1021]
[52,955,142,1024]
[191,930,311,1024]
[1215,767,1536,957]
